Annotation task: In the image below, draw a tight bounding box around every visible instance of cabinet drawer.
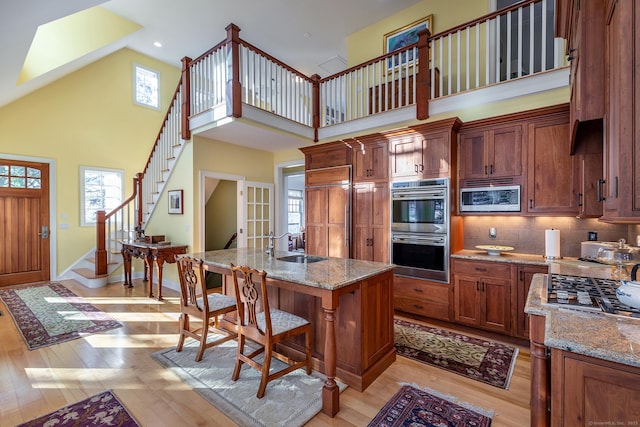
[452,259,512,279]
[394,277,450,303]
[395,296,451,321]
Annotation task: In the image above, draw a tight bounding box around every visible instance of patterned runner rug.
[368,384,493,426]
[16,390,140,427]
[394,319,518,389]
[0,282,122,350]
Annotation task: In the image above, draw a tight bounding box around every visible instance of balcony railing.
[95,0,564,276]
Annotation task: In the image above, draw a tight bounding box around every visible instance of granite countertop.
[189,248,395,291]
[525,273,640,368]
[452,249,615,276]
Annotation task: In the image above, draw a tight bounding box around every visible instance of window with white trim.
[80,167,124,226]
[133,64,160,109]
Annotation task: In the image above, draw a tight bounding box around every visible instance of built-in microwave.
[459,185,521,212]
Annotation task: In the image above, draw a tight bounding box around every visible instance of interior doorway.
[276,161,305,252]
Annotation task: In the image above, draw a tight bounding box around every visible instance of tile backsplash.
[461,216,633,258]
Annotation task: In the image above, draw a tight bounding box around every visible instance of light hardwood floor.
[0,279,531,426]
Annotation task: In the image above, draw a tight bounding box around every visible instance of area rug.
[151,338,346,427]
[0,282,122,350]
[16,390,140,427]
[368,384,493,426]
[394,319,518,389]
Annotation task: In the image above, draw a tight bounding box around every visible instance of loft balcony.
[181,0,568,150]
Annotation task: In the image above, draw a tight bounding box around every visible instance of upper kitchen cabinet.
[458,121,524,183]
[600,0,640,223]
[352,135,389,182]
[526,106,580,215]
[557,0,605,152]
[301,140,351,170]
[387,118,461,180]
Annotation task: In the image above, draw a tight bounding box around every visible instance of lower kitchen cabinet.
[394,275,452,322]
[514,264,548,339]
[452,259,512,334]
[550,349,640,425]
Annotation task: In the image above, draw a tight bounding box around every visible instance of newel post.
[95,210,107,276]
[311,74,321,142]
[416,28,431,120]
[226,23,242,118]
[181,56,192,140]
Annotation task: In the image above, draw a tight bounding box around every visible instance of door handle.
[38,226,49,239]
[597,178,606,202]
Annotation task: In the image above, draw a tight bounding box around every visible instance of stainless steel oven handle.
[392,235,446,246]
[391,189,446,199]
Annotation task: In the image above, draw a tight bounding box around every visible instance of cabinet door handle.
[484,165,488,175]
[413,288,424,293]
[474,267,487,272]
[419,164,424,172]
[413,304,424,310]
[476,281,480,291]
[577,192,583,207]
[597,178,606,202]
[529,199,534,209]
[489,164,493,175]
[615,176,619,198]
[414,164,419,173]
[520,270,524,281]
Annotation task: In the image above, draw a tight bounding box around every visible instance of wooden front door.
[0,159,50,286]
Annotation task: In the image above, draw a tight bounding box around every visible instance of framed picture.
[384,15,433,70]
[168,189,183,214]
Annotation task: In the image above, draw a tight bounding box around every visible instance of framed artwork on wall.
[384,15,433,69]
[168,189,183,214]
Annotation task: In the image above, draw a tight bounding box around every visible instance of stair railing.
[95,81,185,276]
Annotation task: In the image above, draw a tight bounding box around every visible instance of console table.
[120,241,188,300]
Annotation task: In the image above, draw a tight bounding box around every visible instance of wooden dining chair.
[229,263,312,398]
[176,256,237,362]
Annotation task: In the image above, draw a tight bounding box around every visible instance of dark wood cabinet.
[574,121,604,218]
[352,182,389,263]
[459,124,523,180]
[550,348,640,425]
[600,0,640,223]
[452,259,512,334]
[352,138,388,182]
[393,275,453,322]
[514,264,548,340]
[526,110,580,215]
[304,166,351,259]
[560,0,606,151]
[389,117,460,180]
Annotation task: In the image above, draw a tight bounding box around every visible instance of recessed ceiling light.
[153,41,163,48]
[303,32,311,38]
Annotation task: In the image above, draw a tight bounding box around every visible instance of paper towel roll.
[545,229,561,259]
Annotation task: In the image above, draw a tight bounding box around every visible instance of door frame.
[0,153,57,280]
[198,170,244,253]
[274,160,305,252]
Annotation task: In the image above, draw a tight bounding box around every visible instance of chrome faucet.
[266,231,291,257]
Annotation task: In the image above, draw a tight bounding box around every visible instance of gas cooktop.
[546,274,640,318]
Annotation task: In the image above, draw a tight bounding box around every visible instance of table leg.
[321,307,339,417]
[122,249,133,288]
[145,255,154,298]
[155,257,165,301]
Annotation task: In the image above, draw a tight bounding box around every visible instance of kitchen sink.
[277,254,327,263]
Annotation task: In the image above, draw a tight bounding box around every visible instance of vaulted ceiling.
[1,0,422,109]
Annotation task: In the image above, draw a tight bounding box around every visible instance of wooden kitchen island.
[189,248,396,417]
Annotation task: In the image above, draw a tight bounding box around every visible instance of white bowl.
[616,280,640,309]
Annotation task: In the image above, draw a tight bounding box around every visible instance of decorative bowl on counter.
[475,245,515,256]
[616,280,640,309]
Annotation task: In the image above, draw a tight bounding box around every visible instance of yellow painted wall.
[0,48,180,276]
[347,0,488,66]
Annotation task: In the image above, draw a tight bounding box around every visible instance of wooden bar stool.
[176,256,237,362]
[230,263,312,398]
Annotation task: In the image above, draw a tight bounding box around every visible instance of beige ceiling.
[1,0,422,109]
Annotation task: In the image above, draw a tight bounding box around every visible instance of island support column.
[530,314,550,426]
[321,294,340,416]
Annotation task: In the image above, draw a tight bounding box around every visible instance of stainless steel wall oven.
[391,178,450,282]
